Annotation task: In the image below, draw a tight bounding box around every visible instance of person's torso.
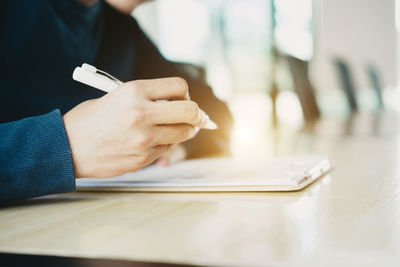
[0,0,136,122]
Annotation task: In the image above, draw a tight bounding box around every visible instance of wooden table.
[1,118,400,266]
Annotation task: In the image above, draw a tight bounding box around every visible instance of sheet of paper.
[76,155,329,189]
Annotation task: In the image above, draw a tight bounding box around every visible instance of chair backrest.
[285,55,320,122]
[366,64,384,110]
[333,58,358,113]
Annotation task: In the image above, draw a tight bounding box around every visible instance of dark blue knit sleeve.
[0,110,75,204]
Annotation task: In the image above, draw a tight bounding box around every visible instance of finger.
[132,144,171,168]
[149,144,172,160]
[165,144,187,164]
[151,124,197,145]
[130,77,189,101]
[156,144,187,167]
[156,157,170,167]
[150,100,203,126]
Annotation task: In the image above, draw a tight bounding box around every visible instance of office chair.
[285,55,320,123]
[366,64,384,110]
[333,58,358,113]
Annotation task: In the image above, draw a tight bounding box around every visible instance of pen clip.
[73,64,121,92]
[81,63,123,86]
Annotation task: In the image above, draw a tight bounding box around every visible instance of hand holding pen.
[63,64,217,178]
[73,64,217,130]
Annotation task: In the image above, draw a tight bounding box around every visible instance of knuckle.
[130,106,147,125]
[136,151,152,165]
[134,134,152,148]
[126,80,141,96]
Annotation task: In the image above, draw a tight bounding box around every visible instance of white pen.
[72,63,218,130]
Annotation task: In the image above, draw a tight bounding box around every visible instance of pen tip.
[204,119,218,130]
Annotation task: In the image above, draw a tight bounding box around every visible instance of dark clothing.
[0,111,75,203]
[0,0,232,203]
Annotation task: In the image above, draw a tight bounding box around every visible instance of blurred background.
[132,0,399,157]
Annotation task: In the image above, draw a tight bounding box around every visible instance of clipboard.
[76,154,331,192]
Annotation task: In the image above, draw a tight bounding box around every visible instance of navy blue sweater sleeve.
[0,110,75,204]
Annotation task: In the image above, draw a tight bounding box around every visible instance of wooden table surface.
[1,116,400,266]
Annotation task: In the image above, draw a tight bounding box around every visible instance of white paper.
[76,155,330,190]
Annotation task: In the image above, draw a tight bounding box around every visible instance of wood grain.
[1,125,400,266]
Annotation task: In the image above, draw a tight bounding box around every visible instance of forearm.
[0,110,75,204]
